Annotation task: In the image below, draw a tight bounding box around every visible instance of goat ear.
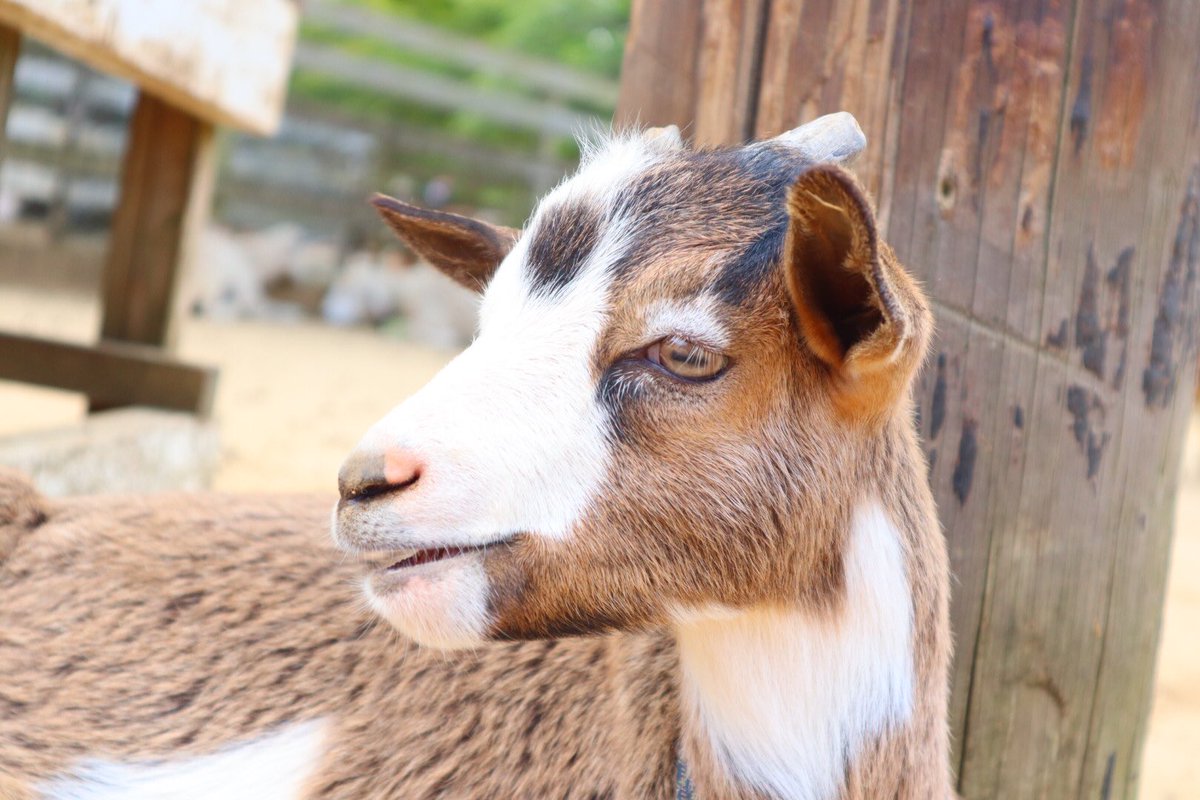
[784,166,930,410]
[372,195,519,293]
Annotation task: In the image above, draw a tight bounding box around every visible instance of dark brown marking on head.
[709,221,789,306]
[526,201,604,295]
[595,360,648,444]
[599,146,802,301]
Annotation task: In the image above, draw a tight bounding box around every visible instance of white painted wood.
[0,0,298,134]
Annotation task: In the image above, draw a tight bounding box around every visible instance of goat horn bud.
[765,111,867,165]
[643,124,684,151]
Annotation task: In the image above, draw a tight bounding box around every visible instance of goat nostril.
[338,450,423,503]
[383,450,422,489]
[347,473,417,502]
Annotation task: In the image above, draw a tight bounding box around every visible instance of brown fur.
[0,482,678,798]
[371,196,517,292]
[0,468,46,563]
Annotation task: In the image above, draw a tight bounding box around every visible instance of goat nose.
[338,448,423,502]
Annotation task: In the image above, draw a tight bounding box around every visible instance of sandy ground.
[0,288,454,492]
[0,289,1196,796]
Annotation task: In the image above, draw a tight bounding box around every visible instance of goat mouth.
[386,544,489,571]
[360,539,513,573]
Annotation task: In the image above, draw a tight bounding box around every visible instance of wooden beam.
[0,332,217,416]
[615,0,704,131]
[620,0,1200,796]
[0,0,297,135]
[753,0,908,220]
[692,0,769,146]
[100,92,216,350]
[293,44,601,138]
[953,3,1200,797]
[285,101,571,186]
[0,22,18,156]
[614,0,768,145]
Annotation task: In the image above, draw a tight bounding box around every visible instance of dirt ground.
[0,290,1196,797]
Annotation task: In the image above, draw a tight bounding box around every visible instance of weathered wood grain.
[616,0,770,144]
[754,0,909,215]
[692,0,769,146]
[616,0,1200,796]
[99,92,216,350]
[616,0,705,131]
[0,0,297,135]
[0,23,17,147]
[0,332,217,416]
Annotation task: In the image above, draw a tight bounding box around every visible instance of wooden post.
[45,61,86,241]
[99,91,215,350]
[0,1,298,419]
[616,0,768,147]
[0,23,18,152]
[617,1,1200,797]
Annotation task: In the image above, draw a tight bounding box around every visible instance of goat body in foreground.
[0,114,951,800]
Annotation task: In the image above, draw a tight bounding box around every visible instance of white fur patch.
[39,720,328,800]
[644,296,731,350]
[676,500,914,800]
[354,239,613,543]
[351,138,666,548]
[364,557,492,649]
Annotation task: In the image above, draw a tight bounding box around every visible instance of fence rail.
[304,0,618,108]
[293,43,599,139]
[1,7,615,251]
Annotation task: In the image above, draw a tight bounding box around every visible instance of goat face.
[333,115,931,648]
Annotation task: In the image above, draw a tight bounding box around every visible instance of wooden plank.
[753,0,908,208]
[891,3,1069,776]
[303,0,618,109]
[620,0,1200,796]
[0,332,217,416]
[286,102,571,187]
[0,0,297,135]
[615,0,705,130]
[0,23,17,145]
[293,43,600,138]
[2,139,122,180]
[616,0,768,143]
[100,92,216,349]
[959,1,1200,797]
[693,0,769,146]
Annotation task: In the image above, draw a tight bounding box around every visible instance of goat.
[0,113,951,800]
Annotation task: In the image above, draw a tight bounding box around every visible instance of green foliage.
[349,0,629,77]
[287,0,628,224]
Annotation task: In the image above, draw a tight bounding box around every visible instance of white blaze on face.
[354,135,660,545]
[643,295,732,350]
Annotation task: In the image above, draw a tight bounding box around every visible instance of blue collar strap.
[675,755,696,799]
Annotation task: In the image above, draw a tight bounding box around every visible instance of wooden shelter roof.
[0,0,298,135]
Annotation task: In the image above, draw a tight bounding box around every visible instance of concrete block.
[0,407,219,496]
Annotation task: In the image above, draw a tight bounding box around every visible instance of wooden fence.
[0,1,615,267]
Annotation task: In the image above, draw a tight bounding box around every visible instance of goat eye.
[647,336,729,381]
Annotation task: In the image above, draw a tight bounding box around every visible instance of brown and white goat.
[0,113,951,800]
